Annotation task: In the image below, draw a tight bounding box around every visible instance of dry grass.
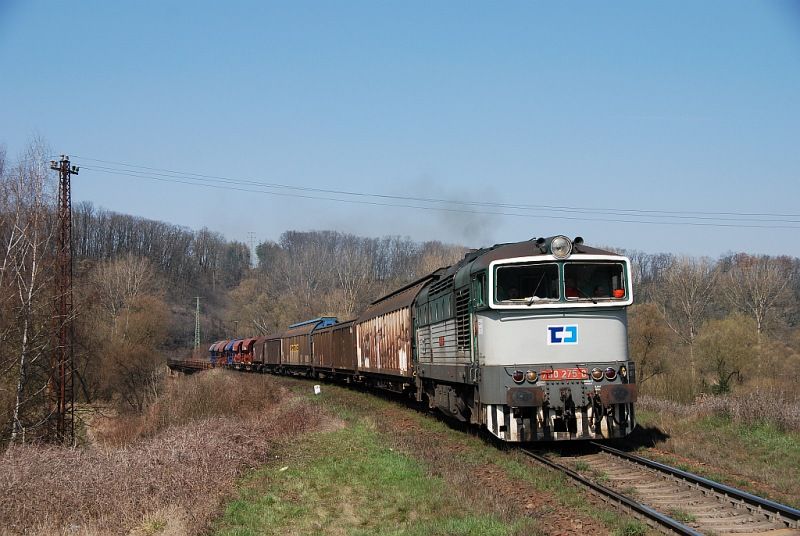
[96,368,288,446]
[0,371,327,535]
[639,387,800,432]
[637,391,800,506]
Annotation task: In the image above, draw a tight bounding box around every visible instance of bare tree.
[81,257,168,411]
[4,140,57,443]
[92,254,156,338]
[415,240,467,278]
[226,273,291,336]
[721,254,793,341]
[622,250,675,303]
[277,231,334,318]
[331,234,378,317]
[652,256,718,385]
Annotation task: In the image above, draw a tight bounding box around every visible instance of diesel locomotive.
[191,235,637,442]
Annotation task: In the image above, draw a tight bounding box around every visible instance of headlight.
[591,368,604,381]
[526,370,538,383]
[512,370,525,383]
[550,235,572,259]
[605,367,617,381]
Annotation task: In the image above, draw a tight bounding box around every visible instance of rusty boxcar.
[264,333,283,369]
[251,336,267,370]
[312,319,357,374]
[282,317,338,368]
[355,277,433,382]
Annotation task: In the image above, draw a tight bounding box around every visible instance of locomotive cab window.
[564,262,626,301]
[472,272,487,307]
[495,263,559,303]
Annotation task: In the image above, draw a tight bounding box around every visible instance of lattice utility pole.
[194,297,201,349]
[50,155,78,445]
[247,231,256,268]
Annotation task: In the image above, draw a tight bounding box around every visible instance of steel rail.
[520,449,704,536]
[591,442,800,528]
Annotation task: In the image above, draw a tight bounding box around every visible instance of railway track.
[522,444,800,535]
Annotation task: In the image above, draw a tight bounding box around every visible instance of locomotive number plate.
[540,368,588,381]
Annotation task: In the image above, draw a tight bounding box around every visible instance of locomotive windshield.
[495,263,559,303]
[492,260,629,305]
[564,262,626,301]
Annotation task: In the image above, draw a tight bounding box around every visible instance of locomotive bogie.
[482,400,635,442]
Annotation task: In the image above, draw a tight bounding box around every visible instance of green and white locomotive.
[413,235,637,442]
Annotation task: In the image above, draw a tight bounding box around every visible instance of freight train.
[174,235,637,442]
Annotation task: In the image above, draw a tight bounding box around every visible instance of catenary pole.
[49,155,78,445]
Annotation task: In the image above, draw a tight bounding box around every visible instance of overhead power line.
[70,155,800,219]
[70,155,800,230]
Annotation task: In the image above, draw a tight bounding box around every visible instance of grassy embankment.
[214,379,650,536]
[7,370,794,535]
[0,371,648,536]
[635,395,800,508]
[217,421,517,536]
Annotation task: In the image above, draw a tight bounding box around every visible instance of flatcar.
[184,235,637,442]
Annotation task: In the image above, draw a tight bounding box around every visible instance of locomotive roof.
[467,238,620,273]
[362,236,622,311]
[427,237,623,291]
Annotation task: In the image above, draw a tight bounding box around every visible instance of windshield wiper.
[527,272,548,306]
[575,287,597,305]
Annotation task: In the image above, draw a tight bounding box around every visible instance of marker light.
[619,365,627,379]
[526,370,538,383]
[605,367,617,381]
[550,236,573,259]
[591,368,604,381]
[613,289,625,298]
[512,370,525,383]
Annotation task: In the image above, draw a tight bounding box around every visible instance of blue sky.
[2,1,799,256]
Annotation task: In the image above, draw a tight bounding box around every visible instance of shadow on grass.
[620,424,670,448]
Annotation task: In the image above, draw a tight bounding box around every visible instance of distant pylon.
[50,155,78,445]
[247,231,256,267]
[194,297,201,349]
